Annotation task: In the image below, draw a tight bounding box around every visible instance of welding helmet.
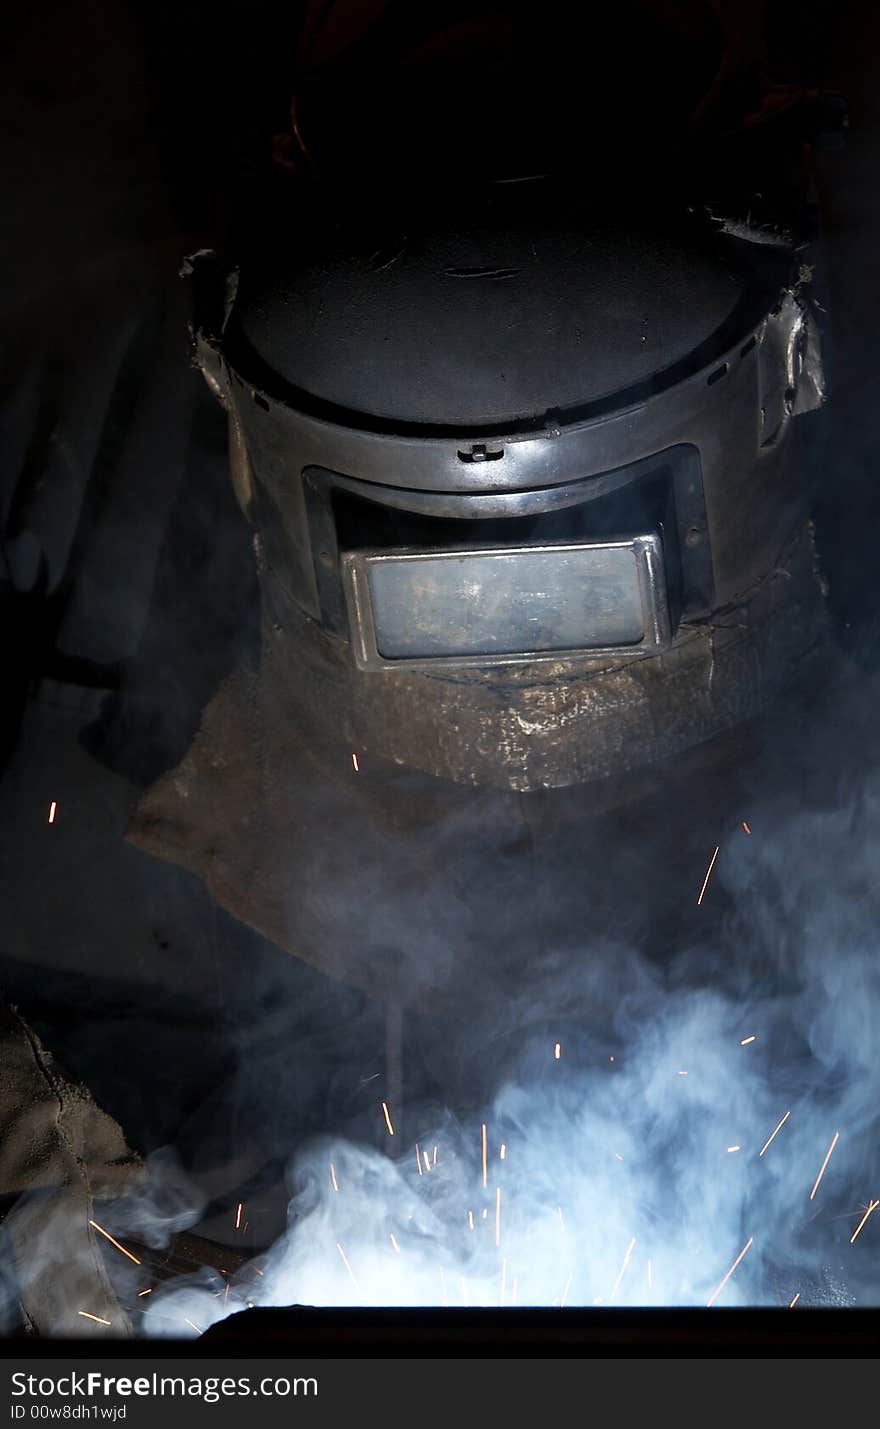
[187,0,830,793]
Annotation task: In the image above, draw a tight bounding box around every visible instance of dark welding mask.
[186,2,831,793]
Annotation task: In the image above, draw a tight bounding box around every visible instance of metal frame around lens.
[341,534,671,672]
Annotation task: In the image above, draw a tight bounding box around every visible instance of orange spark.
[88,1220,141,1266]
[740,1036,756,1046]
[381,1101,395,1135]
[759,1109,790,1156]
[415,1142,423,1175]
[432,1145,438,1166]
[500,1143,507,1160]
[706,1236,753,1307]
[727,1146,741,1153]
[468,1210,475,1231]
[495,1187,502,1247]
[389,1233,401,1254]
[789,1292,800,1307]
[235,1202,243,1229]
[77,1311,111,1326]
[850,1199,879,1245]
[554,1042,561,1060]
[697,845,720,905]
[809,1132,840,1201]
[137,1288,152,1297]
[330,1162,339,1192]
[423,1150,431,1174]
[351,753,360,773]
[482,1208,488,1220]
[610,1237,636,1299]
[481,1123,488,1189]
[48,801,57,824]
[184,1318,203,1334]
[336,1242,361,1292]
[742,821,751,835]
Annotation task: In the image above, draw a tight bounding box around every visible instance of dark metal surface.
[230,205,760,428]
[199,1305,880,1354]
[10,1307,880,1354]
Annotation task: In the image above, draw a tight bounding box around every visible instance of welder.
[130,0,838,1010]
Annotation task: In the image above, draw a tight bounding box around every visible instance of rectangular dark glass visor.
[342,535,669,669]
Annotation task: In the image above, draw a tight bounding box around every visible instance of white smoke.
[138,775,880,1334]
